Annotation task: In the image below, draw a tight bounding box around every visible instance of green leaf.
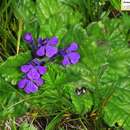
[61,24,87,47]
[80,16,130,130]
[14,0,82,41]
[65,84,93,115]
[0,51,31,85]
[102,80,130,130]
[0,52,31,119]
[71,92,93,115]
[43,63,67,88]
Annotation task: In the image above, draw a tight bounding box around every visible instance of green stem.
[16,19,23,55]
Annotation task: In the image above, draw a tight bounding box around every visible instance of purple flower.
[18,59,47,94]
[36,36,58,58]
[18,77,44,94]
[23,33,33,44]
[21,60,47,80]
[60,43,80,66]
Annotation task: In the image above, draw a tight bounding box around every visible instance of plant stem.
[16,19,23,55]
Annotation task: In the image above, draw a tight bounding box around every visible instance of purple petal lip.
[24,81,38,94]
[68,52,80,64]
[23,33,33,43]
[37,66,47,75]
[67,43,78,52]
[27,68,40,80]
[36,46,45,57]
[48,36,58,46]
[45,45,58,58]
[62,55,71,66]
[21,65,33,73]
[33,78,44,87]
[18,78,28,89]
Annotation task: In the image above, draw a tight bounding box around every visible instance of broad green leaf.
[14,0,82,41]
[65,84,93,115]
[0,52,31,119]
[0,51,31,85]
[71,92,93,115]
[102,80,130,130]
[81,16,130,130]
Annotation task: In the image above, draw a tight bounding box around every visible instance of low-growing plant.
[1,14,130,130]
[1,0,130,130]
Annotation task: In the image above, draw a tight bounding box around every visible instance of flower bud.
[23,33,33,44]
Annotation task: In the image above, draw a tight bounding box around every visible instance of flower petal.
[34,78,44,87]
[68,52,80,64]
[48,36,58,46]
[21,65,33,73]
[18,78,28,89]
[24,81,38,93]
[37,66,47,75]
[62,55,71,66]
[27,68,40,80]
[67,43,78,52]
[46,45,58,58]
[36,46,45,56]
[23,33,33,44]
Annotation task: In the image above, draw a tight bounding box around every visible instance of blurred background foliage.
[0,0,122,61]
[1,0,130,130]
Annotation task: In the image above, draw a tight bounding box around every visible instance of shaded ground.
[1,113,124,130]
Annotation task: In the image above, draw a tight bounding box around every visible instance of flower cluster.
[36,37,58,58]
[18,59,46,94]
[18,32,80,94]
[60,43,80,66]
